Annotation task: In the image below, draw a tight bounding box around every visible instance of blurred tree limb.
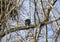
[0,17,60,38]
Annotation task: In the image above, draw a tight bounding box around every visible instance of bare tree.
[0,0,60,42]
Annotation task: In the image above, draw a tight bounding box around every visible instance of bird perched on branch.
[25,16,31,26]
[25,19,31,26]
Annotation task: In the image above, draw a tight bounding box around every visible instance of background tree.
[0,0,60,42]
